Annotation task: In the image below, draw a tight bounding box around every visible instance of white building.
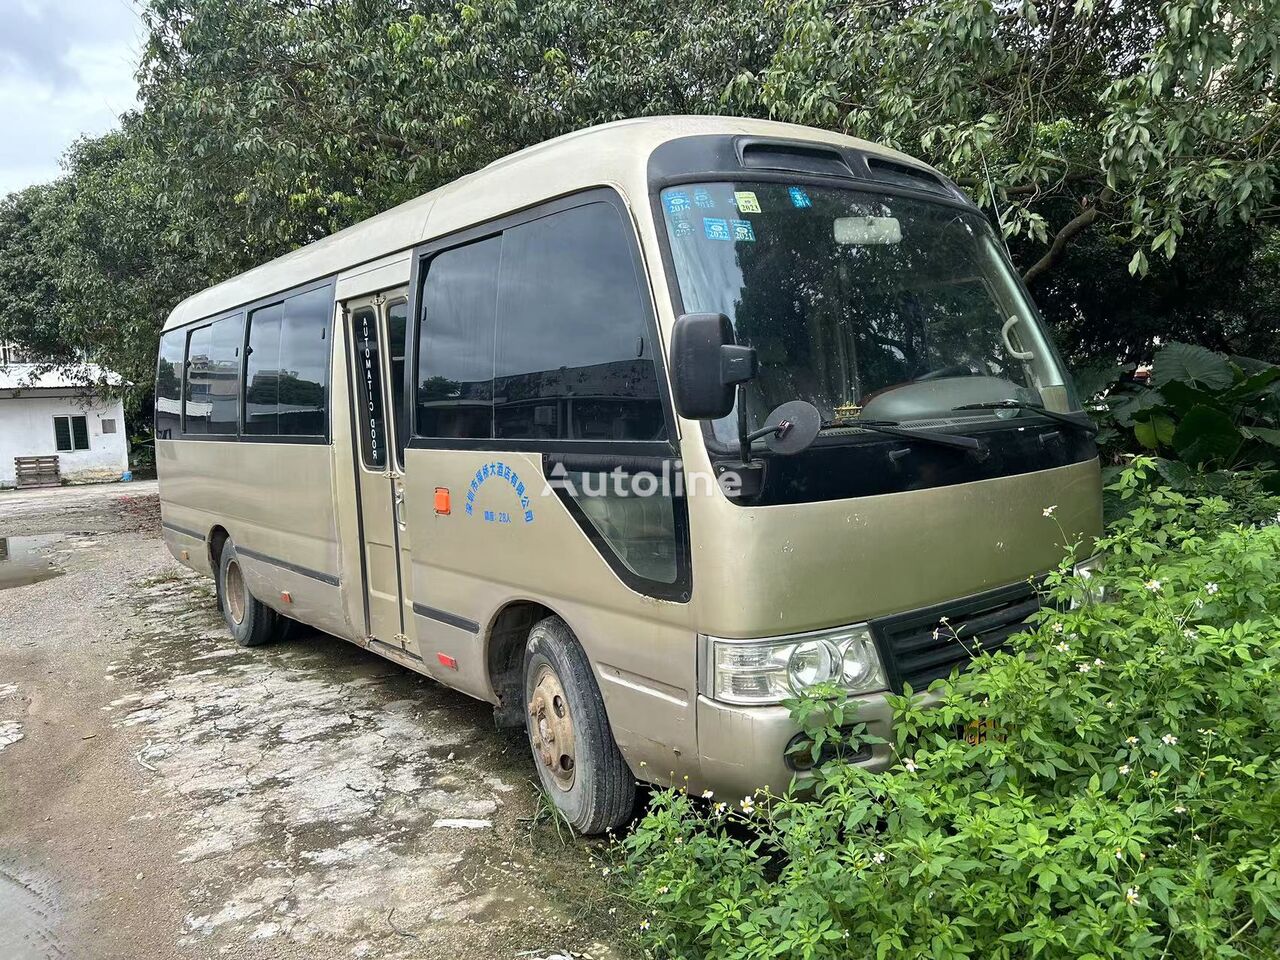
[0,344,131,488]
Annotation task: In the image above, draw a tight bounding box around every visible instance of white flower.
[1184,628,1197,639]
[1077,662,1091,673]
[1162,733,1178,746]
[1193,833,1203,841]
[1205,582,1219,595]
[903,758,919,773]
[1115,848,1124,860]
[1126,886,1140,906]
[1126,736,1139,746]
[740,796,755,815]
[1052,621,1065,634]
[1119,763,1132,775]
[1055,641,1070,653]
[657,885,670,895]
[713,802,727,817]
[601,867,611,876]
[702,789,714,799]
[1174,804,1187,814]
[1043,505,1057,517]
[1144,579,1162,592]
[639,918,651,932]
[1194,597,1205,608]
[872,851,887,864]
[674,837,683,844]
[1094,658,1105,667]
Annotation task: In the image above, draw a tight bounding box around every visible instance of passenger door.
[344,290,419,660]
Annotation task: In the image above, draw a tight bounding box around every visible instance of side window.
[387,299,408,460]
[244,302,283,435]
[207,314,243,435]
[278,286,331,436]
[155,329,184,439]
[494,202,665,442]
[415,236,501,439]
[183,324,213,434]
[351,306,385,468]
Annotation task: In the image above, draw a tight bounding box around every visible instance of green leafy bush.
[615,461,1280,959]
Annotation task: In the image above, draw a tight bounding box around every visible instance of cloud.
[0,0,141,194]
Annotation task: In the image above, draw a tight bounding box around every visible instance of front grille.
[872,580,1041,692]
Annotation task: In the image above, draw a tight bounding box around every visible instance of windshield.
[660,181,1077,445]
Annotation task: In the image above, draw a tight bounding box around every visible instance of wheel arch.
[485,598,556,727]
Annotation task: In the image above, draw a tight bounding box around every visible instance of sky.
[0,0,143,196]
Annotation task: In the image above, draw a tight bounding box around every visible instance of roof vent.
[864,157,949,195]
[738,140,854,178]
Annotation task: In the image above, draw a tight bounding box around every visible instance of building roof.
[164,115,936,331]
[0,363,123,393]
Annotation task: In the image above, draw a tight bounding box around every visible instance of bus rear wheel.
[217,542,280,648]
[523,616,635,835]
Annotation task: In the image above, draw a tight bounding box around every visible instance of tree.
[741,0,1280,285]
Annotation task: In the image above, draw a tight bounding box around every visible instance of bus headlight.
[703,625,888,705]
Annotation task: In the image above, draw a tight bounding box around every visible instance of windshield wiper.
[822,418,984,453]
[951,400,1098,437]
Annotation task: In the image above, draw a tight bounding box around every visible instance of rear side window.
[207,314,243,435]
[244,285,332,438]
[416,236,501,439]
[183,324,213,433]
[155,329,184,439]
[414,199,665,444]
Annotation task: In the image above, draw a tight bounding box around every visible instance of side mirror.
[670,313,756,420]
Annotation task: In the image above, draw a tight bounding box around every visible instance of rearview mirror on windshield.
[834,216,901,245]
[670,312,756,420]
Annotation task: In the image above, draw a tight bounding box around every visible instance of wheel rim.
[528,664,576,791]
[225,558,247,625]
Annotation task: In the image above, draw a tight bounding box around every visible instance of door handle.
[394,487,406,529]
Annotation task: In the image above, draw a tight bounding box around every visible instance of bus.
[155,116,1103,833]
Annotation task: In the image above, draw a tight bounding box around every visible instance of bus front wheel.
[523,616,635,834]
[217,543,280,648]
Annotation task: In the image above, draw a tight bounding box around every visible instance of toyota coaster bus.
[155,116,1103,833]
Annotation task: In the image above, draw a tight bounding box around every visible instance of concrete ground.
[0,481,627,960]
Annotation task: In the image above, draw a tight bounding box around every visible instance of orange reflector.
[437,652,458,670]
[280,591,293,604]
[434,487,451,515]
[179,549,189,561]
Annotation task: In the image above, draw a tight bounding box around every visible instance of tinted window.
[155,329,184,439]
[183,324,213,434]
[494,203,664,441]
[416,236,500,439]
[207,314,243,435]
[278,286,331,436]
[387,299,408,460]
[244,302,282,435]
[351,306,385,468]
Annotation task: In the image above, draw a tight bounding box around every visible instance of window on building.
[415,236,501,439]
[245,286,331,438]
[155,329,184,439]
[53,415,89,452]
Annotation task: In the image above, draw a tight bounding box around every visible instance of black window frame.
[154,276,336,445]
[405,187,690,602]
[405,188,678,459]
[181,321,214,434]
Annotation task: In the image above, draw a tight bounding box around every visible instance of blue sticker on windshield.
[703,218,731,241]
[730,219,756,242]
[672,219,694,239]
[664,191,691,214]
[788,186,812,208]
[693,187,715,209]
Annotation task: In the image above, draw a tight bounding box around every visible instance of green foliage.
[616,461,1280,959]
[1089,342,1280,477]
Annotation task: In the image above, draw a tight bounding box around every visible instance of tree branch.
[1022,187,1113,286]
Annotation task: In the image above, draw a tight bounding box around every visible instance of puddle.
[0,860,66,960]
[0,536,63,589]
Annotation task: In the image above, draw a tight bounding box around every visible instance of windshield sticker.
[788,186,812,208]
[730,219,756,242]
[693,187,715,209]
[703,217,731,241]
[733,191,761,213]
[672,219,694,239]
[663,191,691,214]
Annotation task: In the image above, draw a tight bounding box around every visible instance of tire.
[524,616,635,835]
[217,542,280,648]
